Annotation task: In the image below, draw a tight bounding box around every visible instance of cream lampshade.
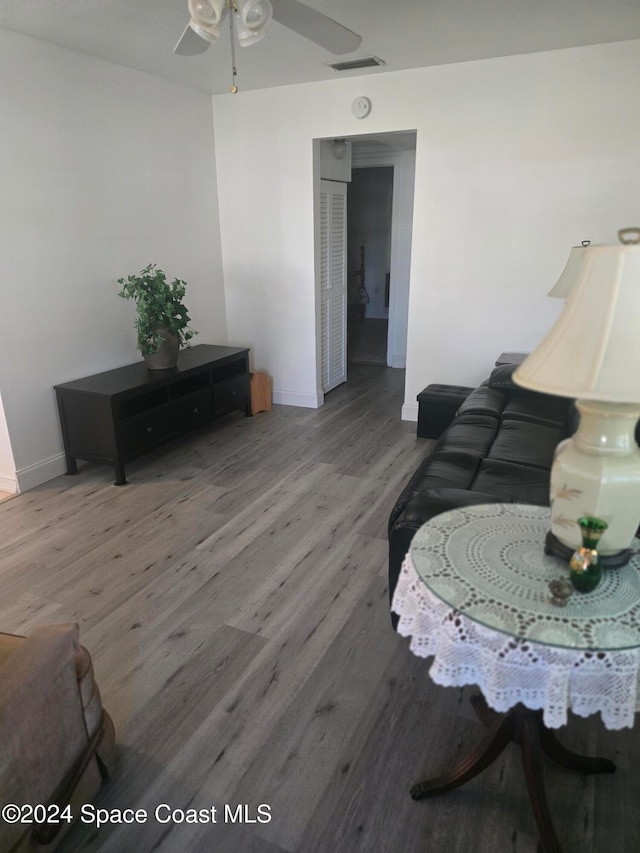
[547,242,590,298]
[513,243,640,562]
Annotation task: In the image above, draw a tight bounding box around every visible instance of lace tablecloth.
[392,504,640,729]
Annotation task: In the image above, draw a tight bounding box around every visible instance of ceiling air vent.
[328,56,385,72]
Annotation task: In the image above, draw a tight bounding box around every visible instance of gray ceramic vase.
[143,329,179,370]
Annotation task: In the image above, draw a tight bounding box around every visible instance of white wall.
[214,89,323,406]
[0,30,227,489]
[212,40,640,416]
[388,148,415,370]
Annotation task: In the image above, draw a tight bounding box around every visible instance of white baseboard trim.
[0,474,19,494]
[402,402,418,422]
[272,389,323,409]
[16,452,67,492]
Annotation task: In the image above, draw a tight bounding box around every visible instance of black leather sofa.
[388,362,577,625]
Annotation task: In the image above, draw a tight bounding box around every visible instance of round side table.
[392,503,640,853]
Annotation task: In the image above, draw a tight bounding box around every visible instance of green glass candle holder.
[569,517,608,593]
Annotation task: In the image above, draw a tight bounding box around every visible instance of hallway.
[347,317,388,365]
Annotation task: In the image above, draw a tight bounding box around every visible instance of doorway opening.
[315,130,416,400]
[347,166,394,365]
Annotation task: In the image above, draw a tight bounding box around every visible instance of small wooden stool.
[250,372,272,414]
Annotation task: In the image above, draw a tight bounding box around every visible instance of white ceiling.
[1,0,639,96]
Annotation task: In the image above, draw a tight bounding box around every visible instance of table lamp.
[547,241,590,298]
[513,240,640,565]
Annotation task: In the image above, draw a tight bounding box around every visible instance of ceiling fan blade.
[174,21,211,56]
[270,0,362,55]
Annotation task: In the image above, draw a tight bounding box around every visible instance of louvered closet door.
[320,180,347,393]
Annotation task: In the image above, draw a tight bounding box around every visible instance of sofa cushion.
[472,458,554,505]
[433,414,499,458]
[463,369,575,434]
[390,451,481,509]
[487,362,520,389]
[455,386,507,419]
[502,394,574,430]
[487,419,565,470]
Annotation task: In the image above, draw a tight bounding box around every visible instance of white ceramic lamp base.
[550,400,640,555]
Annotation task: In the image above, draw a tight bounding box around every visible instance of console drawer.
[118,408,174,457]
[169,388,214,427]
[118,390,214,456]
[213,376,249,414]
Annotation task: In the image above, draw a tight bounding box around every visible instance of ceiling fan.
[174,0,363,57]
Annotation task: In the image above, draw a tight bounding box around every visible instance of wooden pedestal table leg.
[520,712,563,853]
[411,700,616,853]
[410,709,515,800]
[538,725,616,774]
[469,692,501,727]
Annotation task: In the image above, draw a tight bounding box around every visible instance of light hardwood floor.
[1,364,638,853]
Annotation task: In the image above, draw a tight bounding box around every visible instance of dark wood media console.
[54,344,251,485]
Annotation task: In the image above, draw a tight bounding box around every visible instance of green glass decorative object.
[569,517,608,593]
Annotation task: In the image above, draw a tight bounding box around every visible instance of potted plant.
[117,264,197,369]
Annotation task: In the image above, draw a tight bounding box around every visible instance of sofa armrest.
[0,624,111,851]
[388,489,510,627]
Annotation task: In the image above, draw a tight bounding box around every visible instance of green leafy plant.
[117,264,198,355]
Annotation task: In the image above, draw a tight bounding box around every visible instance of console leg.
[410,710,515,800]
[65,456,78,476]
[114,461,127,487]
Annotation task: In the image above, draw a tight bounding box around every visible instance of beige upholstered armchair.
[0,624,116,851]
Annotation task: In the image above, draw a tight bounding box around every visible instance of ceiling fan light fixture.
[175,0,363,60]
[235,29,266,47]
[240,0,273,31]
[235,0,272,46]
[189,19,221,43]
[188,0,226,27]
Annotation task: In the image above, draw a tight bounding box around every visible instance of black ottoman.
[417,384,474,439]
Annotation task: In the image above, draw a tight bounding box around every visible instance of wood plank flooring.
[1,363,639,853]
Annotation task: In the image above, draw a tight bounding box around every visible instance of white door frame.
[313,136,416,404]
